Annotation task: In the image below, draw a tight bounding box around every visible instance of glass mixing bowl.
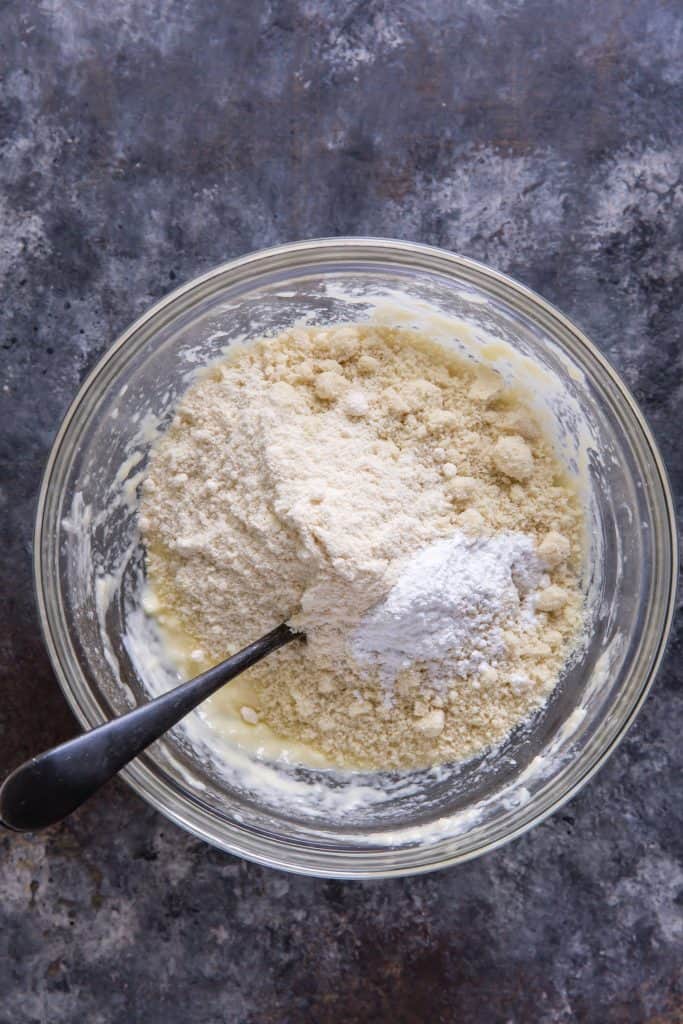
[35,238,677,878]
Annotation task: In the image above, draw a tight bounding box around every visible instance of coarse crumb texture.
[140,324,584,770]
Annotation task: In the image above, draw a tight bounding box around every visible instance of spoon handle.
[0,623,297,832]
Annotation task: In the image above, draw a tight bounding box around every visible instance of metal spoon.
[0,623,299,832]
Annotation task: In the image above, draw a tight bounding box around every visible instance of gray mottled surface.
[1,1,682,1021]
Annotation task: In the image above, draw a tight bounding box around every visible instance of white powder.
[353,531,544,691]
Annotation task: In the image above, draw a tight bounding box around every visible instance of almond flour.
[140,323,584,770]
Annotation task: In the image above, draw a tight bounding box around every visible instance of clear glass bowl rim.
[34,237,679,878]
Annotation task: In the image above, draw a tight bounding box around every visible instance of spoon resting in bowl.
[0,623,300,832]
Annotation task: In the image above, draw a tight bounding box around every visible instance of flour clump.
[140,323,584,770]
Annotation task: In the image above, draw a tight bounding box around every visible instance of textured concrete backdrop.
[1,1,681,1021]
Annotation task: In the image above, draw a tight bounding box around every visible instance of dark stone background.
[1,1,681,1021]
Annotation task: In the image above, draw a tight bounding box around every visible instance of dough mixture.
[140,323,583,770]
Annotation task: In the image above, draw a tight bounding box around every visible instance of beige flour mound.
[140,323,584,770]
